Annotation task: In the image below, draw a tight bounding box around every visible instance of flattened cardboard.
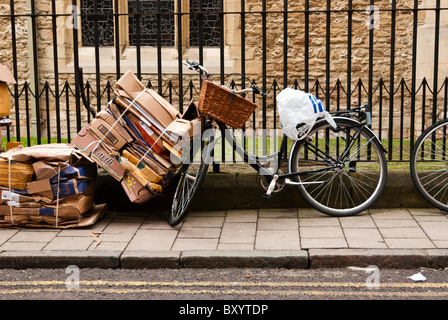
[0,197,88,219]
[27,179,53,199]
[95,110,133,143]
[71,127,125,181]
[0,203,106,229]
[114,70,180,129]
[0,143,74,163]
[0,160,34,190]
[88,118,127,150]
[32,160,97,182]
[123,147,166,178]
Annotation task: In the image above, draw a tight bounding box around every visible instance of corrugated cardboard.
[27,179,53,199]
[113,95,177,146]
[0,159,34,190]
[0,190,35,204]
[121,173,155,204]
[88,118,128,151]
[32,160,97,182]
[122,149,163,183]
[0,203,106,229]
[94,110,134,144]
[0,143,74,163]
[114,70,180,129]
[71,127,126,181]
[0,193,94,219]
[0,83,10,118]
[0,63,15,117]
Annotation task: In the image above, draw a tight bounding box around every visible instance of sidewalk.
[0,206,447,269]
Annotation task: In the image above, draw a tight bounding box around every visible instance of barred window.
[190,0,220,47]
[80,0,221,48]
[81,0,115,47]
[128,0,175,46]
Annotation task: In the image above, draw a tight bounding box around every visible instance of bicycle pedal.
[263,193,273,201]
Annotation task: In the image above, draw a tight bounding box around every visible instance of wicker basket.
[197,81,257,129]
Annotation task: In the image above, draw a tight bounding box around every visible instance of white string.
[55,165,61,228]
[7,156,13,225]
[91,89,147,154]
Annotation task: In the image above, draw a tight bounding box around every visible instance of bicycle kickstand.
[263,174,278,201]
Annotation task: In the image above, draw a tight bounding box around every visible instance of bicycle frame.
[210,103,376,186]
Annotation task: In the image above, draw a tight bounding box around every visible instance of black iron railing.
[1,0,447,168]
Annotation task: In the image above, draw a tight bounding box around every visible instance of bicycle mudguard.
[288,116,387,172]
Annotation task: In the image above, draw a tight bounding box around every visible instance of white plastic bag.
[276,88,337,141]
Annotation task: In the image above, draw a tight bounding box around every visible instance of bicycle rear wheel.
[168,136,214,226]
[410,118,448,212]
[289,117,387,217]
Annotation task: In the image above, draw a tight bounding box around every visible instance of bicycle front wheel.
[410,118,448,212]
[289,117,387,217]
[168,136,214,226]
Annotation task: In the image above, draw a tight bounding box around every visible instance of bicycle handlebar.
[184,59,268,96]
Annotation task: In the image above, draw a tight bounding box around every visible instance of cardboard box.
[95,109,134,143]
[88,117,129,151]
[71,127,126,181]
[114,70,181,129]
[0,83,10,118]
[0,63,16,118]
[121,173,155,204]
[121,149,163,184]
[0,159,34,190]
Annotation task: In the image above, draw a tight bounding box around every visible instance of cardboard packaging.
[88,113,133,151]
[0,193,94,218]
[114,70,181,129]
[0,143,75,163]
[0,203,107,229]
[0,159,34,190]
[71,127,126,181]
[0,142,103,229]
[95,109,133,143]
[0,63,16,118]
[120,173,156,204]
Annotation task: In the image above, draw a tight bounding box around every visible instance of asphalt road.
[0,267,447,303]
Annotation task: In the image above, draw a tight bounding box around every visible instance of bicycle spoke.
[411,119,448,212]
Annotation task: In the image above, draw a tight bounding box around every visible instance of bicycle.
[410,118,448,212]
[168,59,388,226]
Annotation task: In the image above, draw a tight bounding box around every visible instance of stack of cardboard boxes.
[0,69,199,228]
[72,70,202,205]
[0,144,106,228]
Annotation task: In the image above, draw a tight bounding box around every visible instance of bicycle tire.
[168,136,214,226]
[410,118,448,212]
[289,117,387,217]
